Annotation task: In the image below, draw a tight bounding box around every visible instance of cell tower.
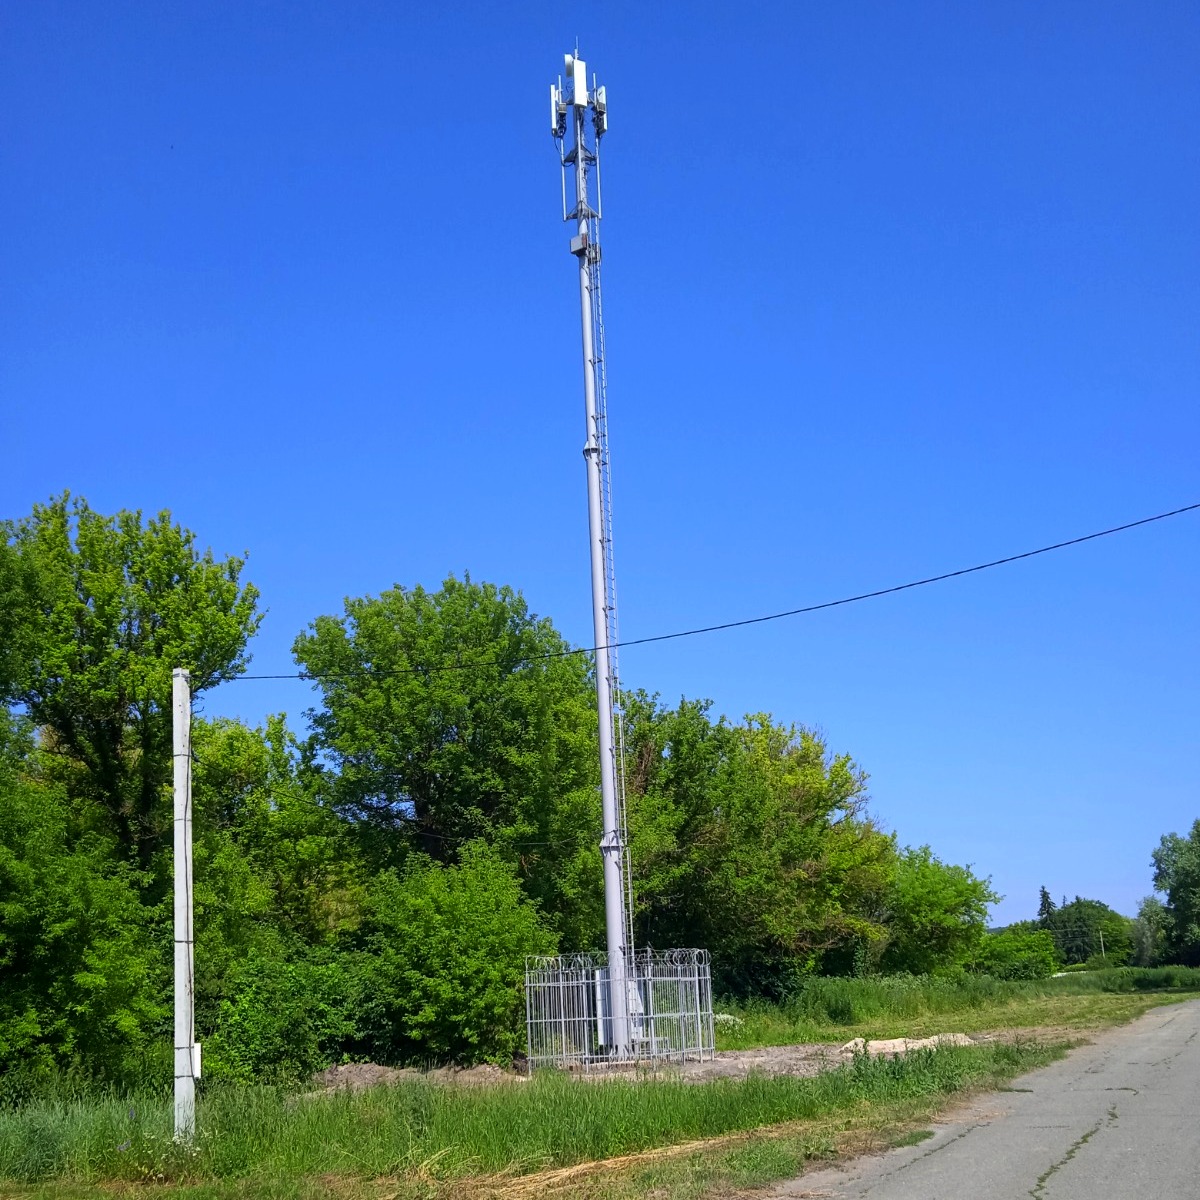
[552,50,633,1055]
[523,52,714,1072]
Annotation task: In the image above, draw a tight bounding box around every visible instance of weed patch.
[890,1128,935,1148]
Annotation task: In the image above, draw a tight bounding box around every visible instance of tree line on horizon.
[2,494,1198,1089]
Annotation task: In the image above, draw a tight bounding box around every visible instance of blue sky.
[2,1,1197,924]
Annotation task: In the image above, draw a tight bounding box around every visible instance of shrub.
[974,928,1058,981]
[357,843,556,1064]
[204,952,357,1084]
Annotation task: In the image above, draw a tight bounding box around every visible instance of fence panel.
[525,948,714,1071]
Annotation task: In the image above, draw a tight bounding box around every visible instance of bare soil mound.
[839,1033,976,1058]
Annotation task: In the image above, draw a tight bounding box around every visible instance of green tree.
[1131,895,1168,967]
[181,714,373,1046]
[0,536,35,700]
[1043,897,1133,966]
[192,715,365,948]
[5,494,261,868]
[0,716,166,1085]
[879,846,997,975]
[624,696,895,995]
[356,843,556,1063]
[975,924,1058,980]
[293,574,603,945]
[1037,886,1057,923]
[1152,820,1200,966]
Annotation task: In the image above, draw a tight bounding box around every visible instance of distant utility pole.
[550,51,632,1056]
[172,668,199,1139]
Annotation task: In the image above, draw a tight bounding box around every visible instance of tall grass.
[0,1042,1053,1185]
[721,966,1200,1034]
[1058,966,1200,992]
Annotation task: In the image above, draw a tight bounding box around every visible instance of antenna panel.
[550,83,567,137]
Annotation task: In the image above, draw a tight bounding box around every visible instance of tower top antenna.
[550,54,607,143]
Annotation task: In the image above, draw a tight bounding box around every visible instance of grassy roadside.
[5,980,1198,1200]
[486,1081,1026,1200]
[0,1041,1070,1200]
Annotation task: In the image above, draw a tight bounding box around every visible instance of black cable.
[224,501,1200,685]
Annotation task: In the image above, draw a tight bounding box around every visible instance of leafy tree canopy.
[1041,896,1133,966]
[4,494,261,868]
[1152,821,1200,967]
[624,695,895,994]
[293,574,604,944]
[1132,895,1168,967]
[879,846,997,975]
[0,714,166,1085]
[976,925,1058,980]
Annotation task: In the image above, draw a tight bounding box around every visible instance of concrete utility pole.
[172,668,198,1138]
[551,52,631,1056]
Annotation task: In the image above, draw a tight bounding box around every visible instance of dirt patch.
[306,1049,842,1094]
[308,1032,1016,1096]
[611,1034,991,1083]
[674,1044,841,1082]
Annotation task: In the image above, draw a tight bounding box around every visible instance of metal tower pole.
[562,70,631,1057]
[172,668,197,1138]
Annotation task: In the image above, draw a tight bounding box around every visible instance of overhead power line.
[227,501,1200,684]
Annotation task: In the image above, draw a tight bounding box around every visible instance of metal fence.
[524,948,714,1071]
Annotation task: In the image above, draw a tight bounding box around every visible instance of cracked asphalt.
[769,998,1200,1199]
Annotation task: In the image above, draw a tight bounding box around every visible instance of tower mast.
[552,52,631,1056]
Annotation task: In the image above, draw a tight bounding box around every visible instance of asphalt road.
[771,998,1200,1200]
